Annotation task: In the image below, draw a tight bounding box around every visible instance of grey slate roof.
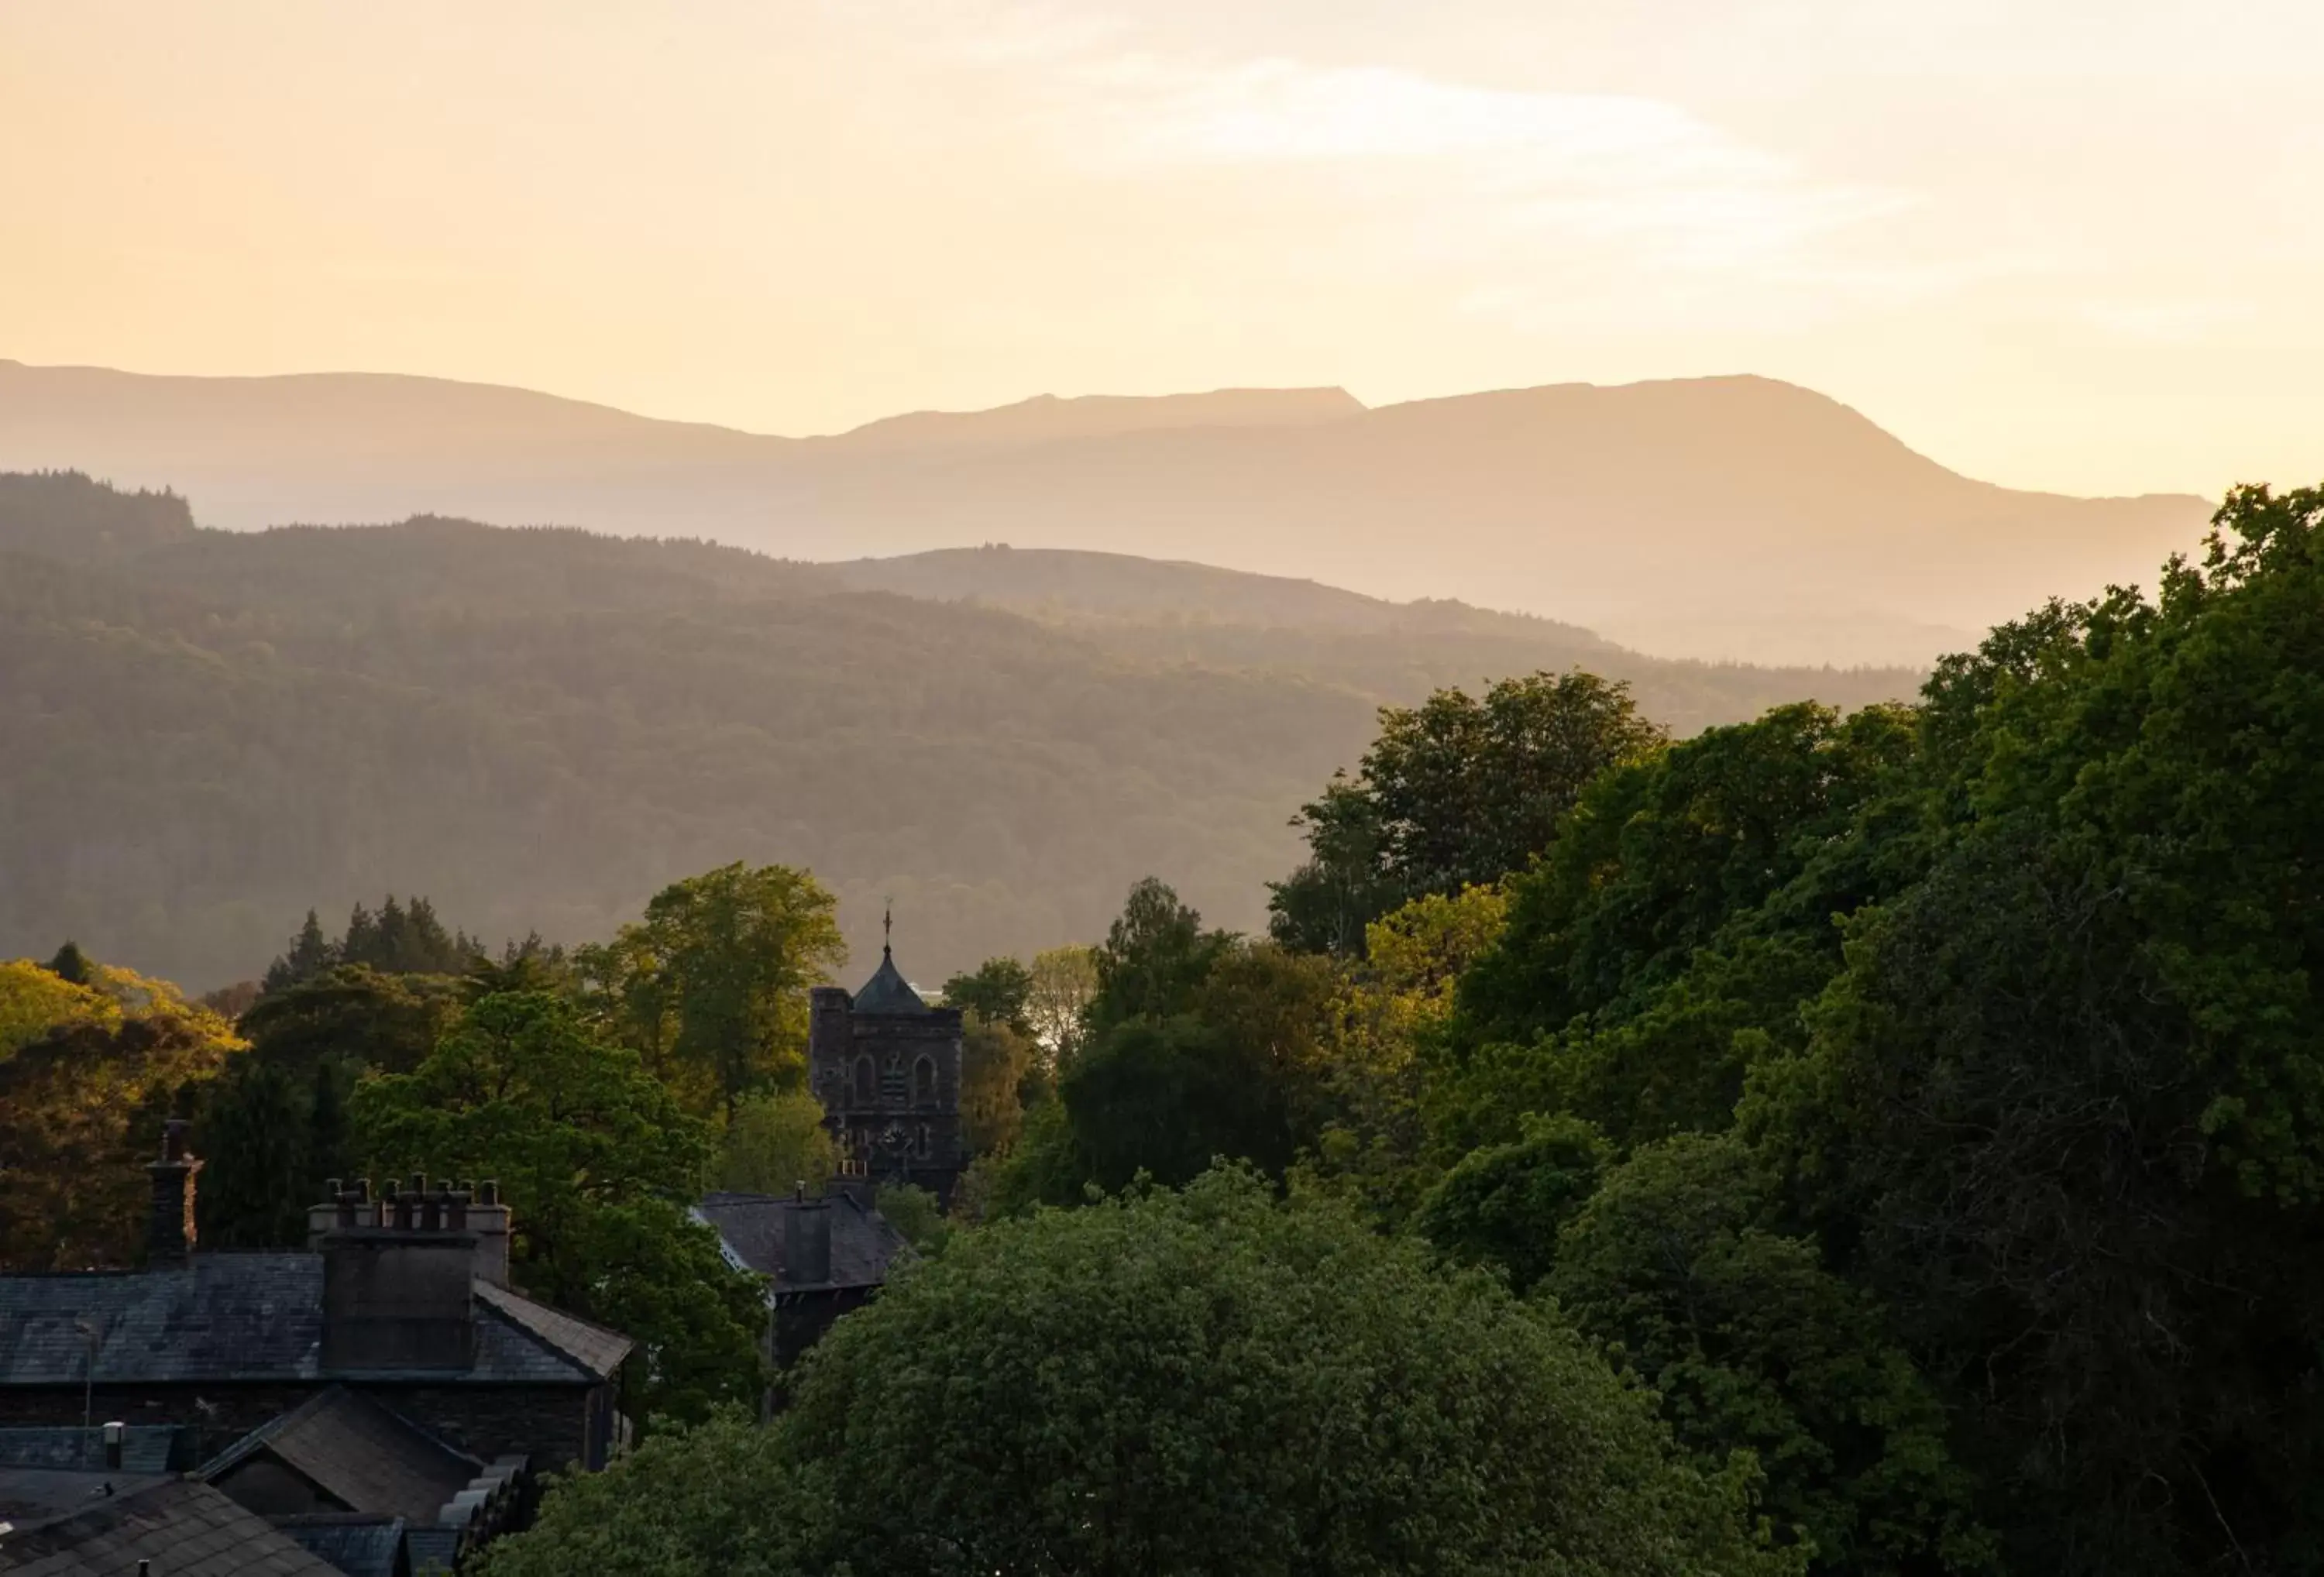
[0,1428,189,1476]
[199,1388,478,1521]
[852,948,930,1015]
[474,1283,632,1380]
[0,1476,342,1575]
[275,1514,407,1577]
[0,1256,626,1388]
[0,1469,173,1524]
[695,1190,908,1293]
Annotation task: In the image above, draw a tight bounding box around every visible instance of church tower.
[807,914,966,1208]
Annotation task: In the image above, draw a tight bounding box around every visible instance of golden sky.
[5,0,2319,498]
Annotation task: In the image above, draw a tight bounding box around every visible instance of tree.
[1296,885,1509,1225]
[1741,486,2324,1573]
[940,957,1034,1036]
[352,991,706,1298]
[1024,943,1099,1066]
[472,1410,819,1577]
[0,964,245,1270]
[350,991,765,1423]
[1417,1113,1607,1294]
[580,863,845,1119]
[957,1011,1037,1156]
[0,957,117,1060]
[1549,1136,1989,1575]
[778,1167,1789,1577]
[262,909,335,993]
[710,1089,836,1197]
[43,940,91,985]
[1088,877,1229,1032]
[1270,672,1665,953]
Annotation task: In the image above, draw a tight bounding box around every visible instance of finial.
[883,901,893,957]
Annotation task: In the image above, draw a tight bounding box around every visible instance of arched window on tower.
[914,1055,936,1106]
[852,1056,875,1105]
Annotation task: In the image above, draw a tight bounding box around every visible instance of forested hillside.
[0,472,1914,989]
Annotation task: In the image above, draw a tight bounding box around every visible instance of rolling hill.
[0,472,1923,990]
[0,360,2211,666]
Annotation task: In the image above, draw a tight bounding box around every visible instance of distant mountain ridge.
[0,359,2212,665]
[0,472,1926,989]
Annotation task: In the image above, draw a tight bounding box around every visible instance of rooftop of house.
[273,1513,409,1577]
[0,1426,194,1476]
[0,1256,631,1389]
[694,1189,909,1294]
[0,1473,345,1575]
[199,1387,480,1524]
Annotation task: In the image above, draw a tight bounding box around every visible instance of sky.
[4,0,2319,499]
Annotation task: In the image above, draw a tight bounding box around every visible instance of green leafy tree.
[781,1167,1789,1577]
[1743,486,2324,1574]
[473,1410,818,1577]
[957,1011,1037,1155]
[940,957,1035,1036]
[351,991,764,1423]
[1024,943,1100,1067]
[710,1088,837,1197]
[1550,1136,1990,1575]
[580,863,845,1119]
[1271,672,1665,953]
[1433,703,1916,1155]
[1088,877,1230,1032]
[1416,1113,1607,1294]
[239,964,462,1078]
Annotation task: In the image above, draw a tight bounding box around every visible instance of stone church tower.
[807,917,965,1208]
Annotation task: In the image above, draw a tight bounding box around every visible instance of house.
[0,1125,631,1573]
[0,1471,347,1575]
[693,1187,908,1372]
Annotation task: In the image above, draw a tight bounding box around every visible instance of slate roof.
[0,1258,627,1388]
[474,1283,632,1380]
[694,1191,908,1293]
[852,948,930,1015]
[0,1469,173,1524]
[0,1476,342,1575]
[199,1388,479,1522]
[0,1427,189,1476]
[275,1514,407,1577]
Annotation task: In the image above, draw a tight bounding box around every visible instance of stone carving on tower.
[807,911,966,1208]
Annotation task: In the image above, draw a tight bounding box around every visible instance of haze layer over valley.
[0,360,2209,667]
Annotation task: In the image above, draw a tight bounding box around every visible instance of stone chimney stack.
[319,1177,480,1373]
[144,1120,202,1266]
[783,1197,833,1287]
[467,1180,512,1290]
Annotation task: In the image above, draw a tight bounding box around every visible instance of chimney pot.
[477,1180,500,1206]
[102,1420,123,1471]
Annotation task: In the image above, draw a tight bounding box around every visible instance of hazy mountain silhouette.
[1,473,1926,988]
[0,359,2210,665]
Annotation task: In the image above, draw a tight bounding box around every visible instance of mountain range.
[0,360,2212,666]
[0,471,1925,989]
